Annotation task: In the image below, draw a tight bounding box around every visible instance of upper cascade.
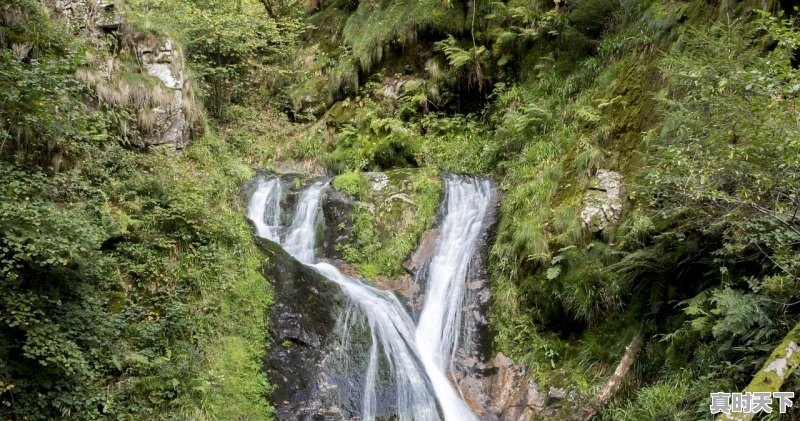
[247,173,495,420]
[415,175,495,411]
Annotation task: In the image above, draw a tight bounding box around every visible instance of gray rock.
[273,160,331,177]
[141,39,190,149]
[53,1,193,149]
[548,387,568,400]
[256,237,352,419]
[94,1,121,30]
[54,0,120,37]
[580,169,624,234]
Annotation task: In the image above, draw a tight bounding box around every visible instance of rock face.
[54,0,194,149]
[55,0,120,36]
[580,169,624,234]
[469,353,546,420]
[318,188,355,260]
[273,160,331,177]
[257,237,351,419]
[140,39,190,148]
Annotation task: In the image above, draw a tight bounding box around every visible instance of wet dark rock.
[257,237,349,419]
[319,188,355,260]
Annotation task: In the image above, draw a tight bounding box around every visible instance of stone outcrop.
[55,0,120,36]
[139,39,190,148]
[55,0,195,149]
[256,237,352,419]
[580,169,624,234]
[457,353,546,420]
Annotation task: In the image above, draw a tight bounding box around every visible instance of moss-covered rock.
[322,168,442,281]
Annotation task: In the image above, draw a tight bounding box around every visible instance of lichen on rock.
[140,38,190,148]
[579,169,624,234]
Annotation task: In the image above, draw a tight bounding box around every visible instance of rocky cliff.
[55,0,197,149]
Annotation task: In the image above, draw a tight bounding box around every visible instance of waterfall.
[415,176,494,406]
[247,174,492,420]
[246,177,282,242]
[283,181,326,264]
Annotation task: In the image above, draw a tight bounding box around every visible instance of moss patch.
[332,168,441,279]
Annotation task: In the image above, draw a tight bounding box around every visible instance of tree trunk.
[258,0,279,19]
[579,327,646,420]
[718,321,800,421]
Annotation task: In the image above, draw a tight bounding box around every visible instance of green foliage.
[600,371,711,420]
[0,129,273,419]
[482,4,800,418]
[332,170,368,198]
[7,0,800,417]
[436,35,491,90]
[335,169,441,279]
[0,6,109,170]
[342,0,466,72]
[128,0,304,117]
[418,114,497,173]
[330,96,422,171]
[0,2,275,417]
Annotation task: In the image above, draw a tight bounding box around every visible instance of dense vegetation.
[0,0,299,417]
[2,0,799,419]
[283,0,800,417]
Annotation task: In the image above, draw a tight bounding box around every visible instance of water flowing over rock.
[247,173,506,420]
[256,237,349,418]
[414,175,494,420]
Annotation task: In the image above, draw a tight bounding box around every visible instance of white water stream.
[247,176,282,242]
[415,176,494,413]
[247,175,491,421]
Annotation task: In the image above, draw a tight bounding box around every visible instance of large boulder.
[257,237,352,419]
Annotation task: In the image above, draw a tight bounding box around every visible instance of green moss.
[336,169,441,279]
[201,239,274,420]
[331,170,368,199]
[743,322,800,393]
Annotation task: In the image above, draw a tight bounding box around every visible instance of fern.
[436,35,491,89]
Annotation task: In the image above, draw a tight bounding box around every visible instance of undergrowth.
[332,169,441,280]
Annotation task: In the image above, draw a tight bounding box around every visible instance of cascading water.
[247,174,493,420]
[283,181,326,264]
[246,176,282,242]
[415,176,494,403]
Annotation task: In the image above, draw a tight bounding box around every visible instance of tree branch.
[578,327,646,420]
[718,321,800,421]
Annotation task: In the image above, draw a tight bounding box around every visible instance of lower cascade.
[247,174,496,420]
